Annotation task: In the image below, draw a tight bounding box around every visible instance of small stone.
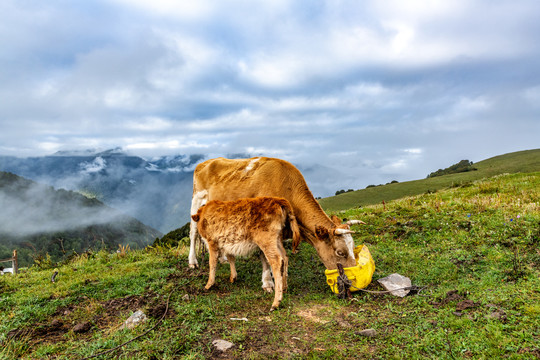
[122,310,147,330]
[182,294,190,301]
[212,339,235,352]
[453,311,463,317]
[73,321,92,333]
[357,328,377,337]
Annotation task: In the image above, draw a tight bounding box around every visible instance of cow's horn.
[346,219,366,225]
[334,228,355,235]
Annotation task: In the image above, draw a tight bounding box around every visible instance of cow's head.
[312,217,365,270]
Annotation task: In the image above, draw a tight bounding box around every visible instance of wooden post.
[13,249,18,274]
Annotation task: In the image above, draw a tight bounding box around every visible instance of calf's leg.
[205,241,219,290]
[267,254,285,311]
[228,254,237,283]
[260,253,274,293]
[260,244,285,311]
[277,241,289,292]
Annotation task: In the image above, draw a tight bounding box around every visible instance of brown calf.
[191,196,300,311]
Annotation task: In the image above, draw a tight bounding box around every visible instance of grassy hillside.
[319,148,540,212]
[1,172,538,359]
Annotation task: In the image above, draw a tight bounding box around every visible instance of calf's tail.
[282,202,301,254]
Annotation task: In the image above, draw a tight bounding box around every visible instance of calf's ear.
[315,226,331,243]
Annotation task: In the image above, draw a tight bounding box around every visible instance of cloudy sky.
[1,0,539,191]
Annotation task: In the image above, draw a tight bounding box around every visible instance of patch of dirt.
[6,318,69,344]
[297,305,331,325]
[102,294,145,312]
[198,302,346,359]
[455,299,479,311]
[146,299,172,320]
[73,321,92,333]
[6,293,167,347]
[238,321,318,359]
[430,289,466,308]
[518,347,540,357]
[335,315,353,328]
[451,254,483,268]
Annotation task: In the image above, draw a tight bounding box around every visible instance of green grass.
[319,148,540,212]
[1,172,539,359]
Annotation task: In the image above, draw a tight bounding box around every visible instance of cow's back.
[193,157,308,203]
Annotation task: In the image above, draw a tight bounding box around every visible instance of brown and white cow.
[189,157,363,290]
[191,197,300,311]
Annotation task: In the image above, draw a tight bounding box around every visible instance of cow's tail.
[281,199,301,254]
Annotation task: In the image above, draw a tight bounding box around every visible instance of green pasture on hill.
[1,171,539,359]
[319,148,540,212]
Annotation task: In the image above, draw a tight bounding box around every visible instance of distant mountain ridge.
[0,150,343,232]
[0,150,203,232]
[0,171,161,267]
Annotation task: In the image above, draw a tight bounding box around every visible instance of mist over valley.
[0,171,161,267]
[0,149,347,234]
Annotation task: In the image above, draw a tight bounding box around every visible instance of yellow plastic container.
[325,245,375,294]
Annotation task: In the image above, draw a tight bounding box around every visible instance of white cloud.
[80,157,107,173]
[404,148,422,155]
[0,0,539,187]
[523,86,540,107]
[103,87,139,108]
[125,140,211,152]
[110,0,212,20]
[238,55,307,89]
[37,142,62,153]
[453,96,491,113]
[373,0,464,20]
[124,117,173,132]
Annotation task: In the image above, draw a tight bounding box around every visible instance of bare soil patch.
[5,292,171,348]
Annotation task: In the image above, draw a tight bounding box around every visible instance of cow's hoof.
[262,286,274,293]
[189,263,198,269]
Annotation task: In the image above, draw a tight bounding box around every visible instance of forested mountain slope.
[0,172,161,267]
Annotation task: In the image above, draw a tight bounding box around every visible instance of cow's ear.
[315,226,331,243]
[331,215,342,226]
[191,214,200,222]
